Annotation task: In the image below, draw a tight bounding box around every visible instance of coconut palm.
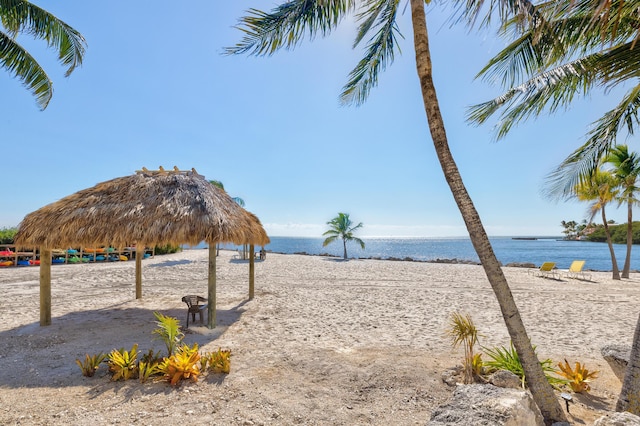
[575,169,620,280]
[322,213,365,260]
[1,0,86,109]
[466,2,640,195]
[605,145,640,279]
[227,1,566,422]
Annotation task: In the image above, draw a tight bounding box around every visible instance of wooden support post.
[135,246,142,299]
[249,244,255,300]
[207,247,217,328]
[40,248,52,326]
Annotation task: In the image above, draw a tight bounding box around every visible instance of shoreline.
[0,249,637,424]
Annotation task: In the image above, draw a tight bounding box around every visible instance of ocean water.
[212,236,637,272]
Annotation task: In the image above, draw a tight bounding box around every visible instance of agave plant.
[75,352,107,377]
[160,343,201,386]
[202,348,232,374]
[107,344,139,381]
[557,359,598,393]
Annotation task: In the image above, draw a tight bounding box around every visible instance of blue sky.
[0,2,629,238]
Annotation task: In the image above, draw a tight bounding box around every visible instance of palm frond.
[0,0,86,76]
[340,0,402,106]
[224,0,354,56]
[468,54,597,139]
[584,84,640,149]
[544,139,609,201]
[0,31,51,108]
[449,0,543,31]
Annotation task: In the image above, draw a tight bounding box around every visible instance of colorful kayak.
[0,260,13,267]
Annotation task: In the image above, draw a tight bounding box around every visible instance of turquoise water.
[214,236,636,271]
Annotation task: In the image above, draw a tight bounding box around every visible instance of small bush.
[75,352,107,377]
[483,342,563,389]
[160,343,201,386]
[0,227,17,245]
[202,348,232,374]
[154,244,182,255]
[107,344,139,381]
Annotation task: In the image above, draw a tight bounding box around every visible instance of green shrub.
[154,244,182,255]
[0,227,17,244]
[483,342,565,389]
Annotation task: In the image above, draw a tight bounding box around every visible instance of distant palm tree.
[322,213,364,260]
[575,169,620,280]
[1,1,86,109]
[606,145,640,279]
[209,180,245,207]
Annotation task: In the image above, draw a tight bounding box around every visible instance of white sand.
[0,249,637,425]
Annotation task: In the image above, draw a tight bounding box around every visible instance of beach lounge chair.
[531,262,558,279]
[562,260,591,281]
[181,295,207,327]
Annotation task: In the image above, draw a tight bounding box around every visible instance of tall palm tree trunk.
[617,311,640,413]
[343,239,348,259]
[602,209,621,280]
[623,202,632,278]
[409,1,566,423]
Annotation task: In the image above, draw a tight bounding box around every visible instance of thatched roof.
[15,168,270,249]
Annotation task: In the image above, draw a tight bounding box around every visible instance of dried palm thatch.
[15,167,269,248]
[14,167,269,328]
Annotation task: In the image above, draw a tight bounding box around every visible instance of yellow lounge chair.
[562,260,591,281]
[531,262,558,279]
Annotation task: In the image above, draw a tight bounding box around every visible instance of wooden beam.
[249,244,255,300]
[40,248,52,326]
[135,247,142,299]
[207,246,217,328]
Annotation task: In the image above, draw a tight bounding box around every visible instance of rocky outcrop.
[428,384,544,426]
[601,344,631,382]
[488,370,522,389]
[593,411,640,425]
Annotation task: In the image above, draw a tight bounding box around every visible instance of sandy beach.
[0,249,637,425]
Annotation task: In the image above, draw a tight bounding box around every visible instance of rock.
[488,369,522,389]
[601,344,631,382]
[505,262,536,268]
[593,411,640,426]
[428,384,544,426]
[441,365,463,387]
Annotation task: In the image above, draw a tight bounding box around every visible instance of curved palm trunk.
[409,1,566,423]
[623,202,632,278]
[617,310,640,413]
[343,239,348,259]
[602,208,621,280]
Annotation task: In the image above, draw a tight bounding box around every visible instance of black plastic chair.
[181,295,207,327]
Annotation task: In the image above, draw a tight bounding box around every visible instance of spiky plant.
[446,311,481,383]
[152,311,184,356]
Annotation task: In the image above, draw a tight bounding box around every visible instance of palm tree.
[575,169,620,280]
[322,213,365,260]
[1,1,86,109]
[209,180,245,207]
[618,311,640,413]
[227,1,567,422]
[605,145,640,279]
[466,2,640,195]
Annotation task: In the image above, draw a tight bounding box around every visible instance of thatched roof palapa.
[15,167,269,328]
[15,167,269,249]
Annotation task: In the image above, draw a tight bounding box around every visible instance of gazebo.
[14,167,269,328]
